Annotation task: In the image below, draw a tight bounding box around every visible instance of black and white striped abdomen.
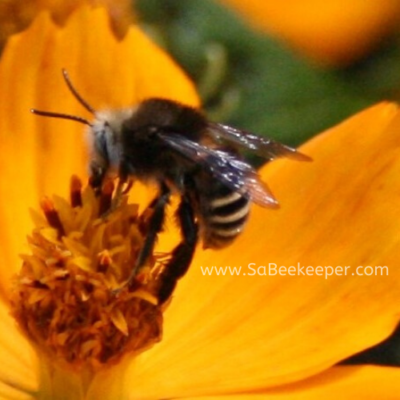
[202,190,250,249]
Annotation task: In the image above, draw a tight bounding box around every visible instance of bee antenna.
[30,109,93,127]
[61,68,96,114]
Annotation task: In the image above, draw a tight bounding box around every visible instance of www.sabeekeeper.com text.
[200,263,388,279]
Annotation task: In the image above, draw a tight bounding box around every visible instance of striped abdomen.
[202,190,250,249]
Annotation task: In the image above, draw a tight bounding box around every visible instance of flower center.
[11,177,165,370]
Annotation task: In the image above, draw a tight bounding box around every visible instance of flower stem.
[38,359,94,400]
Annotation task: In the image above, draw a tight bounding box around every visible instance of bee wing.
[208,122,311,162]
[159,133,278,208]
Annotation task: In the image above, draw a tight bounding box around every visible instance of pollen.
[11,176,165,370]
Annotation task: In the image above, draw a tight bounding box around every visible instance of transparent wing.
[159,133,278,208]
[208,122,311,161]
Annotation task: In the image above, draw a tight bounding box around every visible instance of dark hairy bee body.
[109,98,251,249]
[32,71,310,304]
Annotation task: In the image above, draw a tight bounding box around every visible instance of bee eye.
[96,133,108,158]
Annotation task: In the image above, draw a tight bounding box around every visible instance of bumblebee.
[32,70,310,303]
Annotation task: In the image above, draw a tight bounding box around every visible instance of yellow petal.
[123,103,400,398]
[220,0,400,65]
[184,366,400,399]
[0,5,198,295]
[0,384,33,400]
[0,299,37,396]
[0,0,134,44]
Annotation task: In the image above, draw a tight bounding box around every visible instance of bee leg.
[157,195,198,304]
[89,162,106,195]
[118,183,170,293]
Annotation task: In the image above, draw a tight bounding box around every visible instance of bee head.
[90,108,134,170]
[30,69,135,179]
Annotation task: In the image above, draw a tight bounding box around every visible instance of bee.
[31,70,310,303]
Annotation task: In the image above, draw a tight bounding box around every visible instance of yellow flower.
[1,5,400,399]
[219,0,400,66]
[0,0,133,44]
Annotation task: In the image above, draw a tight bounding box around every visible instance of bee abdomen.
[204,192,250,248]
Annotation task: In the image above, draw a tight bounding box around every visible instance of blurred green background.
[136,0,400,148]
